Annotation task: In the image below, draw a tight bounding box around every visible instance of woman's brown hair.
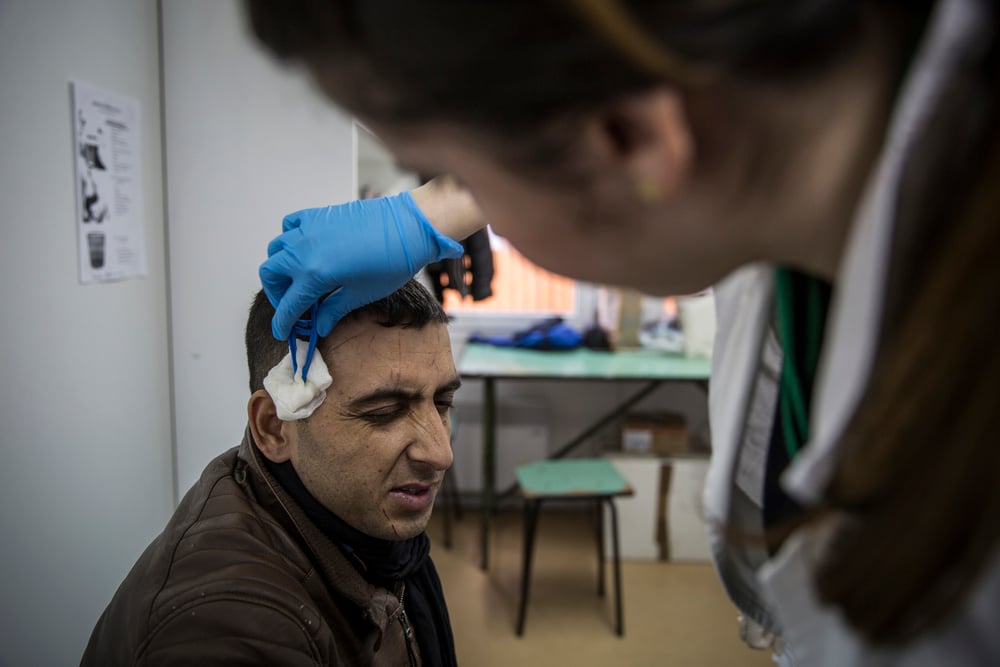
[816,13,1000,642]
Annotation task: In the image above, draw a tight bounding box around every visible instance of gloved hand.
[260,191,463,339]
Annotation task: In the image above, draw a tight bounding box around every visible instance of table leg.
[596,498,605,597]
[516,498,541,636]
[609,497,624,637]
[547,380,662,461]
[480,377,496,571]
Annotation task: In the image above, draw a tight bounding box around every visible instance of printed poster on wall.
[71,80,147,284]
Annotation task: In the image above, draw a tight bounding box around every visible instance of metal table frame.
[457,343,711,570]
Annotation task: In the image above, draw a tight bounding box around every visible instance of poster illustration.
[72,80,146,283]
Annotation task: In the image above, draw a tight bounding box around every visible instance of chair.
[514,458,634,637]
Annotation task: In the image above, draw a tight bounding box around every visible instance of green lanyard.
[774,268,828,459]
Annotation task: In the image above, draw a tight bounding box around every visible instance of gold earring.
[635,176,663,204]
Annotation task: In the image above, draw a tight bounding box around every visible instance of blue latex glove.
[260,191,463,339]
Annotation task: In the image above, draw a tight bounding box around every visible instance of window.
[442,228,576,315]
[355,122,593,333]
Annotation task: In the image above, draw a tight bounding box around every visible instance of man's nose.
[406,404,454,471]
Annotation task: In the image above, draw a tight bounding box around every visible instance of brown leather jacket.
[81,430,422,666]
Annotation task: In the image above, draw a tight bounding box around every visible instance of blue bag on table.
[469,317,582,351]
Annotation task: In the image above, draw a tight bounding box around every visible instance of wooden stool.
[514,459,634,637]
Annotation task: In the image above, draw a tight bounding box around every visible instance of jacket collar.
[236,427,401,632]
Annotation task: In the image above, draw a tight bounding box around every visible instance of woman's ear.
[586,88,694,203]
[248,389,291,463]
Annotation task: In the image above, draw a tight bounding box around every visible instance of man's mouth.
[392,483,431,496]
[388,482,438,512]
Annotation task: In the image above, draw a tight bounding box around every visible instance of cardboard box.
[622,412,689,456]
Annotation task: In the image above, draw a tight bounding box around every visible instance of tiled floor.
[428,508,775,666]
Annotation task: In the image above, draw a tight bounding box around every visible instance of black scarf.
[264,459,457,667]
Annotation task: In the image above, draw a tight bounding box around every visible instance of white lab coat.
[702,0,1000,663]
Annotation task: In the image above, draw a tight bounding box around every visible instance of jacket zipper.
[397,582,417,667]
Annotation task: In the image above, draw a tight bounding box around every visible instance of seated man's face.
[286,315,459,541]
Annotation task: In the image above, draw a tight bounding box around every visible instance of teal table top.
[516,459,633,498]
[458,342,712,380]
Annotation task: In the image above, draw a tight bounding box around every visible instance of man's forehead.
[322,316,450,353]
[320,318,454,385]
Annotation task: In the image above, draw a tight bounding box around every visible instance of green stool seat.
[516,459,632,497]
[514,458,633,637]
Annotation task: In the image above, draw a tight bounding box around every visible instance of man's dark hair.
[245,279,449,392]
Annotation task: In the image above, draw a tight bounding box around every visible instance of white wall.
[0,1,174,664]
[161,0,356,494]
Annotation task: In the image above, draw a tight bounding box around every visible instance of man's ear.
[584,88,694,203]
[248,389,291,463]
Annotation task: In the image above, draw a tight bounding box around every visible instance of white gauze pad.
[262,339,333,421]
